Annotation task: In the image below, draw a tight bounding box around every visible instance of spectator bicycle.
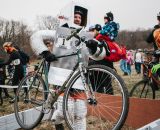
[6,65,14,85]
[0,65,15,119]
[130,50,160,99]
[14,28,129,130]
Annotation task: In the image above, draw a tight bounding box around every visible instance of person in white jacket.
[30,2,109,130]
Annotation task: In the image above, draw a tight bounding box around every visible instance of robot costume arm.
[154,49,160,57]
[30,30,56,55]
[86,39,110,61]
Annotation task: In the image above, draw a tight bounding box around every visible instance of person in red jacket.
[86,12,120,94]
[86,12,119,68]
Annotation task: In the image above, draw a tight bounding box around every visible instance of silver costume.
[30,2,106,129]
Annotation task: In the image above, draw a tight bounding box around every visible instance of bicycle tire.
[63,65,129,130]
[6,79,12,85]
[14,73,47,129]
[130,80,155,99]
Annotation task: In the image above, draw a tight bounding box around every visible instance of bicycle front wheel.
[130,80,155,99]
[14,73,47,129]
[63,65,129,130]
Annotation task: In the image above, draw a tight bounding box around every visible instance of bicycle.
[14,28,129,130]
[0,65,14,105]
[130,50,160,99]
[6,65,14,85]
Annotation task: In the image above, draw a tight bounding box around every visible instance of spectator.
[147,12,160,90]
[146,12,160,51]
[126,50,133,75]
[120,59,128,75]
[86,12,120,94]
[134,49,143,74]
[88,24,102,38]
[97,11,120,42]
[14,45,30,76]
[0,42,24,103]
[88,12,119,70]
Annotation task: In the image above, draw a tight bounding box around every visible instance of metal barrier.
[138,119,160,130]
[0,108,51,130]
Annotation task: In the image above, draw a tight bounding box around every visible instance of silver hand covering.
[30,30,56,55]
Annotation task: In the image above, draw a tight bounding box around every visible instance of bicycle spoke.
[130,80,155,99]
[64,65,129,130]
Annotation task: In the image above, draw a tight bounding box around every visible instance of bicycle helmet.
[95,24,102,31]
[89,24,102,32]
[89,25,95,31]
[104,12,114,21]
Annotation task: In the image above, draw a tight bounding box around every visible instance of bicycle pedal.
[42,109,51,114]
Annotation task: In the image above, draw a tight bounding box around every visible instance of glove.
[0,63,4,68]
[85,39,98,54]
[41,51,57,62]
[153,50,160,57]
[0,64,3,68]
[151,64,160,74]
[100,41,110,56]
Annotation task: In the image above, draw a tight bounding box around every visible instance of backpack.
[19,51,30,65]
[96,34,127,62]
[153,28,160,49]
[104,41,126,62]
[0,66,6,81]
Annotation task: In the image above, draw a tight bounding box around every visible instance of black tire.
[14,73,47,129]
[130,80,155,99]
[0,93,3,105]
[63,65,129,130]
[6,79,12,85]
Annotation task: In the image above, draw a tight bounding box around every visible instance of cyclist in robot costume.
[30,2,109,130]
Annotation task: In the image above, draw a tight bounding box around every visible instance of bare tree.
[0,16,155,59]
[0,19,33,57]
[36,15,60,30]
[117,29,152,50]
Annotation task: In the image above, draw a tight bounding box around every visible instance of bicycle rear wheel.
[63,65,129,130]
[14,73,47,129]
[130,80,155,99]
[6,79,12,85]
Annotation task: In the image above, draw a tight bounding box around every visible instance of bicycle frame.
[142,61,160,86]
[31,45,94,107]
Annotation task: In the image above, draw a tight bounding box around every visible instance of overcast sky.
[0,0,159,30]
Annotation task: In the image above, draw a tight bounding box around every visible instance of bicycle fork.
[79,63,97,105]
